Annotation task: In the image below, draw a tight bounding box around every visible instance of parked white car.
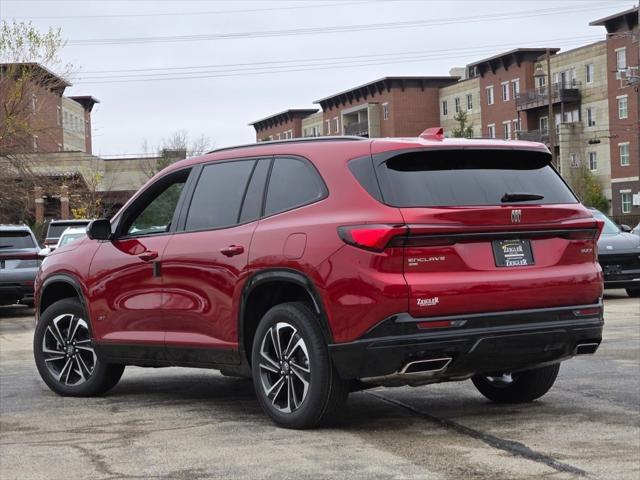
[40,227,87,255]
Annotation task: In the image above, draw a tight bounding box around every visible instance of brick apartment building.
[591,7,640,216]
[250,109,319,141]
[249,7,639,218]
[0,63,98,154]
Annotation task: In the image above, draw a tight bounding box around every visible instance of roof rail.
[206,136,366,154]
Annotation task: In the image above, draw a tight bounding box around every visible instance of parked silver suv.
[0,225,42,307]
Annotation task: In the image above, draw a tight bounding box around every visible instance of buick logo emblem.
[511,209,522,223]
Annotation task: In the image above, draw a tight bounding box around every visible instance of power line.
[64,4,617,46]
[10,1,378,20]
[72,36,604,84]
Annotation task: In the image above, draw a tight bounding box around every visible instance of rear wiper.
[501,192,544,203]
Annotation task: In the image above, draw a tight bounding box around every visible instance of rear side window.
[265,157,326,216]
[372,149,577,207]
[0,231,36,249]
[186,160,255,230]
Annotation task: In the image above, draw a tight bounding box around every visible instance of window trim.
[621,191,632,214]
[619,142,630,166]
[486,86,494,105]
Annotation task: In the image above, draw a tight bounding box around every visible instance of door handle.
[138,250,158,261]
[220,245,245,257]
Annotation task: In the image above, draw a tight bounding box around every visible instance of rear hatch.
[371,147,603,318]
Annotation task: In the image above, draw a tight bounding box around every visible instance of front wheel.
[34,298,124,397]
[471,363,560,403]
[251,302,348,429]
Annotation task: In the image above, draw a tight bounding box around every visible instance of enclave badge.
[511,209,522,223]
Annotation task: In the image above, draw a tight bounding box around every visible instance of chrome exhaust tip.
[574,342,599,355]
[400,357,452,374]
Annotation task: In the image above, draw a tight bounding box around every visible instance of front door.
[87,168,191,349]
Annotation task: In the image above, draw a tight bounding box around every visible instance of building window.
[616,47,627,70]
[501,81,510,102]
[536,76,546,90]
[512,118,520,133]
[487,124,495,138]
[56,106,61,126]
[539,116,548,133]
[618,96,628,119]
[275,133,281,140]
[588,151,597,171]
[502,121,511,140]
[325,120,331,136]
[585,63,594,84]
[382,103,389,120]
[466,93,473,111]
[333,117,339,134]
[511,79,520,98]
[621,192,632,214]
[619,142,630,166]
[587,107,596,127]
[31,94,37,114]
[569,153,580,168]
[454,97,460,113]
[442,100,448,116]
[32,135,38,152]
[486,86,494,105]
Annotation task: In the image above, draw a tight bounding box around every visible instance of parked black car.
[0,225,43,306]
[590,209,640,297]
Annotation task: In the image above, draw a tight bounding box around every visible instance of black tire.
[471,363,560,404]
[625,288,640,298]
[34,298,124,397]
[251,302,348,429]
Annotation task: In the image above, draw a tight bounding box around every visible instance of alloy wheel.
[258,321,310,413]
[42,313,97,386]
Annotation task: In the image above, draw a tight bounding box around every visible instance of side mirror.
[87,219,112,240]
[620,224,632,233]
[38,248,49,258]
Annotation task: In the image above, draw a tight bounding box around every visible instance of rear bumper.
[0,283,34,304]
[329,303,603,382]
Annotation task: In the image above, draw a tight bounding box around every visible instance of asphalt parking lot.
[0,291,638,480]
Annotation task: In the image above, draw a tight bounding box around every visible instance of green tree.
[451,110,474,138]
[571,166,610,212]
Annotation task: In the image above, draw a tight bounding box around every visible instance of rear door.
[373,148,602,318]
[161,158,269,361]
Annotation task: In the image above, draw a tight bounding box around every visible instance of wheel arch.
[239,268,332,365]
[39,274,87,322]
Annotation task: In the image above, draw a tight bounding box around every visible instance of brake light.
[594,218,605,241]
[565,228,600,240]
[337,224,408,252]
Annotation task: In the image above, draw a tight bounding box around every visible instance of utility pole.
[546,49,556,167]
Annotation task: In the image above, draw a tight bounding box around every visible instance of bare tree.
[0,20,72,223]
[141,129,213,178]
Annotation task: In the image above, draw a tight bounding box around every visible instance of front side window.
[124,171,189,236]
[265,157,326,216]
[185,160,256,231]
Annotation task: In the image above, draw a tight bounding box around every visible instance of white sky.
[0,0,633,156]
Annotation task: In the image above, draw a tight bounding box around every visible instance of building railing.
[516,129,551,144]
[515,82,581,110]
[344,120,369,136]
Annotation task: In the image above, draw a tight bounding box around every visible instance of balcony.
[516,129,551,145]
[344,120,369,137]
[516,82,581,111]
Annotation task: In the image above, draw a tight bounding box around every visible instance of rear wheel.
[34,298,124,397]
[625,288,640,298]
[471,363,560,403]
[251,302,348,429]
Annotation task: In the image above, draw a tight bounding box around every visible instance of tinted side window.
[265,157,325,216]
[239,159,270,224]
[186,160,255,230]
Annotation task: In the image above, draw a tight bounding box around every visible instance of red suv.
[34,132,605,429]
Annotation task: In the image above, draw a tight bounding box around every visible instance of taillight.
[594,218,605,241]
[337,224,407,252]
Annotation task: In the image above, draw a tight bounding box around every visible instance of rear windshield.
[47,222,88,239]
[371,149,577,207]
[0,231,36,249]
